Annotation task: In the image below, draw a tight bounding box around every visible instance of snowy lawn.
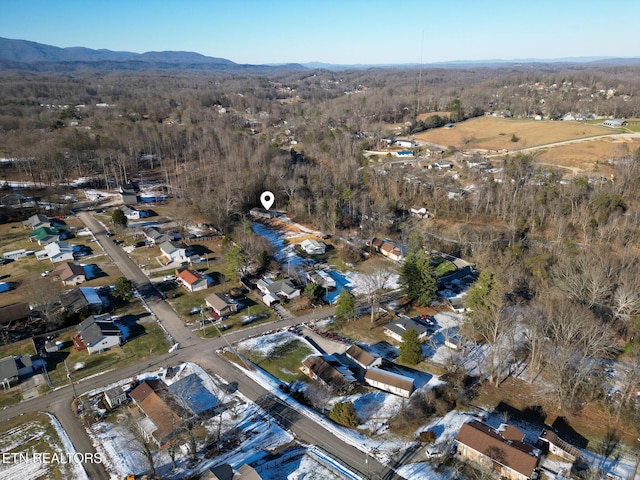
[82,362,315,480]
[0,412,89,480]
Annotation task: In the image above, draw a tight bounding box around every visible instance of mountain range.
[2,37,640,73]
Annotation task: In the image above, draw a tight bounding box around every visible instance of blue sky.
[2,0,638,65]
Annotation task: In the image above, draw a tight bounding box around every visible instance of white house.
[396,139,418,148]
[3,249,31,261]
[345,345,382,369]
[159,241,188,264]
[300,239,326,255]
[256,278,300,306]
[75,313,122,354]
[104,386,128,409]
[35,241,75,263]
[365,367,414,398]
[120,205,146,220]
[603,119,628,128]
[383,317,429,343]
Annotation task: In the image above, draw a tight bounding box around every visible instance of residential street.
[1,212,403,479]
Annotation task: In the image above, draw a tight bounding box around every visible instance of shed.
[104,386,127,409]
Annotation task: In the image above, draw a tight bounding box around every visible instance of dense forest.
[2,63,640,422]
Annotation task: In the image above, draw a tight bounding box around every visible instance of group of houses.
[12,213,93,264]
[301,343,416,399]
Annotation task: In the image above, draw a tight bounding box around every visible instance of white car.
[425,445,446,459]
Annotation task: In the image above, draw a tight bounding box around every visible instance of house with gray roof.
[0,355,35,389]
[160,241,188,264]
[22,213,53,230]
[104,385,128,409]
[256,277,300,306]
[74,313,122,354]
[142,227,171,245]
[383,317,429,343]
[0,356,19,389]
[35,241,75,263]
[300,239,326,255]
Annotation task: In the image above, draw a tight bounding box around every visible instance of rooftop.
[456,420,539,478]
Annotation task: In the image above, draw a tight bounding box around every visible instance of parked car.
[425,445,446,459]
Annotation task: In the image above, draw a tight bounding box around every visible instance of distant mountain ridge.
[0,37,235,65]
[2,37,640,73]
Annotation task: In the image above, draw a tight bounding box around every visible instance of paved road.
[3,212,405,479]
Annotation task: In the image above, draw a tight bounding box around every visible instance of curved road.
[0,212,404,480]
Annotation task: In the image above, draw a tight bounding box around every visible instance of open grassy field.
[534,136,640,176]
[414,116,612,151]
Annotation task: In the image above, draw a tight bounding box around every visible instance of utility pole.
[64,360,79,401]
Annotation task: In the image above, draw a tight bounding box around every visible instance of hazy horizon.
[2,0,639,65]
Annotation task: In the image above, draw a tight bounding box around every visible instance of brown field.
[414,116,611,151]
[416,111,452,122]
[535,136,640,176]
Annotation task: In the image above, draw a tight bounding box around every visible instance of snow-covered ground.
[236,324,640,480]
[0,412,89,480]
[81,362,357,480]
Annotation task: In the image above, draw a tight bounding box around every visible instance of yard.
[0,412,87,480]
[43,318,169,391]
[238,332,313,383]
[325,315,393,346]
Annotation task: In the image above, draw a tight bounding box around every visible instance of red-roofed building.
[176,268,213,292]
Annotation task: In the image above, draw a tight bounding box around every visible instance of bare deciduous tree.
[360,268,393,323]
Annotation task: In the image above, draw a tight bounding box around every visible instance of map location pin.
[260,191,275,210]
